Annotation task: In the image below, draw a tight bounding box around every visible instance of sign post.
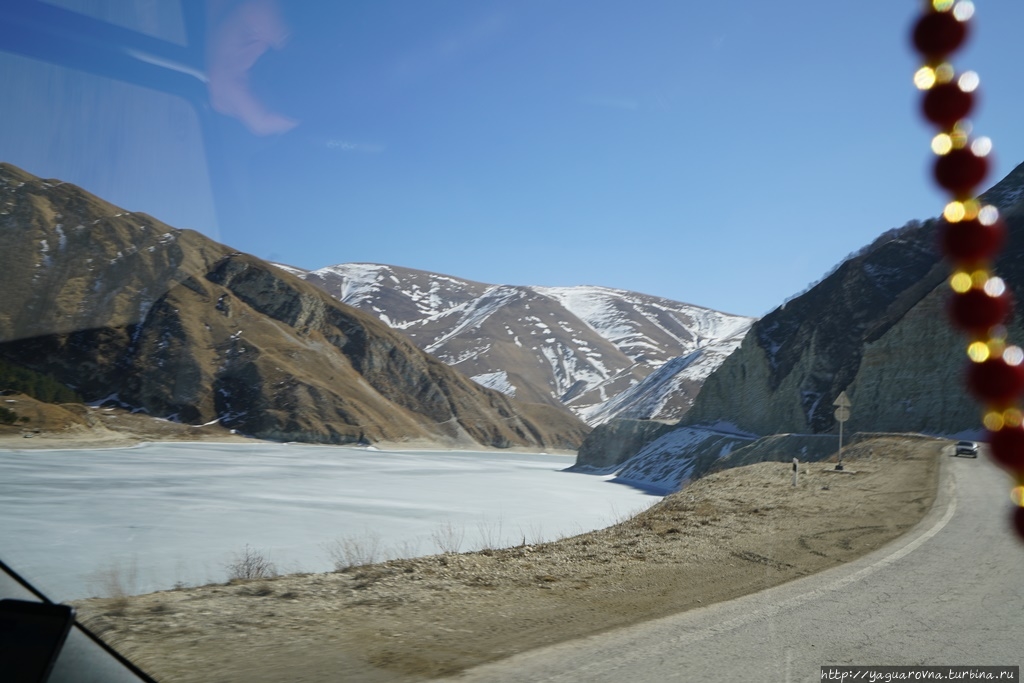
[833,391,851,471]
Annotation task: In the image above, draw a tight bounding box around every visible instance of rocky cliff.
[683,226,950,435]
[0,163,589,449]
[573,161,1024,489]
[570,418,674,470]
[685,161,1024,437]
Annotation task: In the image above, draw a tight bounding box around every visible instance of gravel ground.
[71,435,943,682]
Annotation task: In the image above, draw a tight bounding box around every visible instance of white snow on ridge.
[275,261,755,425]
[579,350,703,425]
[612,425,756,492]
[577,324,750,425]
[471,370,516,397]
[438,343,492,367]
[533,285,754,366]
[539,343,608,400]
[535,285,636,343]
[423,286,522,353]
[310,263,485,327]
[318,262,384,308]
[271,263,308,278]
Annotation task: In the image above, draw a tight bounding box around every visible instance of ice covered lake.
[0,442,661,600]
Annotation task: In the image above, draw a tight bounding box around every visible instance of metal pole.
[836,418,844,471]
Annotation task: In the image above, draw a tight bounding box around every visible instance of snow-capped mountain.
[577,324,751,425]
[277,263,755,425]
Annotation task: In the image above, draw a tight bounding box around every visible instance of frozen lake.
[0,442,660,600]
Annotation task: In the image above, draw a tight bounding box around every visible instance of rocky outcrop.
[0,163,590,449]
[683,225,948,435]
[571,418,674,470]
[685,162,1024,438]
[841,288,978,435]
[572,161,1024,489]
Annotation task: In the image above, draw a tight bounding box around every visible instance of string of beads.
[911,0,1024,541]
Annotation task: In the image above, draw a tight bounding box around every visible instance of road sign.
[834,391,851,470]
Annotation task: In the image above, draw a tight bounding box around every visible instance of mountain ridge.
[0,162,588,450]
[279,262,755,425]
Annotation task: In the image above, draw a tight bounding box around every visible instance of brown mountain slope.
[0,162,588,449]
[285,264,647,411]
[280,263,755,425]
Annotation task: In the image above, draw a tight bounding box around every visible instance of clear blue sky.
[2,1,1023,318]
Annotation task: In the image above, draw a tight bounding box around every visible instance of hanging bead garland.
[912,0,1024,541]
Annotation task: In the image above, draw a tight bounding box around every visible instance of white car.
[955,440,979,457]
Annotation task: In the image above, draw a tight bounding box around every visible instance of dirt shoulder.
[71,436,944,683]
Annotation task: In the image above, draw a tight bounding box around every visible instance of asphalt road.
[438,448,1024,683]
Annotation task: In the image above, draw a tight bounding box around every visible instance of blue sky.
[3,1,1023,318]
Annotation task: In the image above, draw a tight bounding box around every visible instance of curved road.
[438,450,1024,682]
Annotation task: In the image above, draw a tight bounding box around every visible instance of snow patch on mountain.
[578,322,751,425]
[279,262,755,425]
[534,285,752,368]
[611,425,756,492]
[424,286,523,353]
[471,370,516,397]
[272,262,312,278]
[332,263,384,307]
[580,351,702,424]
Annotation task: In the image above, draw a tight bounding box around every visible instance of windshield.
[1,2,1022,682]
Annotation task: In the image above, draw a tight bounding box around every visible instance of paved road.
[438,450,1024,682]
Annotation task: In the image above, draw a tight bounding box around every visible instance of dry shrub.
[225,545,277,581]
[88,559,139,615]
[324,530,383,571]
[431,520,464,554]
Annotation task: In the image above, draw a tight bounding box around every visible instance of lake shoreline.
[72,436,945,683]
[0,393,580,456]
[2,443,640,601]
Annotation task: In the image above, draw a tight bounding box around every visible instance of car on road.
[955,440,979,457]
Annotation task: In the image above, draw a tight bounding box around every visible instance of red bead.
[1012,506,1024,542]
[922,82,974,128]
[940,217,1006,263]
[934,147,989,195]
[912,11,968,59]
[966,356,1024,405]
[989,425,1024,472]
[947,288,1011,333]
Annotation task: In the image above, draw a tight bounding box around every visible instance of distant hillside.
[0,162,588,449]
[277,263,754,426]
